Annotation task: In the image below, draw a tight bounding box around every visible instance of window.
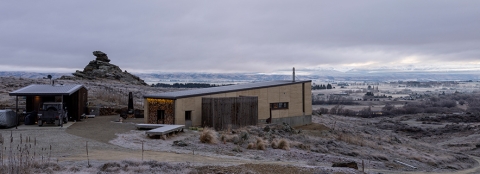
[185,111,192,121]
[270,102,288,109]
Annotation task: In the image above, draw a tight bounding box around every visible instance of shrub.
[247,142,255,149]
[69,166,81,172]
[220,134,238,143]
[278,139,290,150]
[271,139,290,150]
[297,143,310,150]
[232,145,243,152]
[122,160,141,167]
[256,138,266,150]
[220,134,227,143]
[271,139,279,149]
[317,108,329,115]
[99,162,121,172]
[231,135,241,144]
[199,127,218,144]
[231,131,249,145]
[240,131,249,141]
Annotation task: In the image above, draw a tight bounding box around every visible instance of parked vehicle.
[0,109,16,128]
[38,102,68,127]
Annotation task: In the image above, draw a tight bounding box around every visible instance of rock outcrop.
[70,51,147,85]
[93,51,110,62]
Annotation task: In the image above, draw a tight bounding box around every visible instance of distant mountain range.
[1,66,480,85]
[0,71,70,79]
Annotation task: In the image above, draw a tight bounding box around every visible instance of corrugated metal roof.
[9,84,85,96]
[144,80,311,99]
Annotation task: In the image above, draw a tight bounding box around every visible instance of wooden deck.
[136,124,185,137]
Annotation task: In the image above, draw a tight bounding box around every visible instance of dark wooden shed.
[9,84,88,121]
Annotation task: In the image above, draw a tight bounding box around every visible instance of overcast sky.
[1,1,479,73]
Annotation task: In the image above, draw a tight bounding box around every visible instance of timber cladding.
[146,98,175,124]
[202,96,258,130]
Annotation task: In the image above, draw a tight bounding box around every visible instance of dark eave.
[9,84,85,96]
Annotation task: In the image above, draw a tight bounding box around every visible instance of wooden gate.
[202,96,258,130]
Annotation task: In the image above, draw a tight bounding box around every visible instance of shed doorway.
[157,110,165,124]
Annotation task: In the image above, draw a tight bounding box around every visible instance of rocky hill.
[64,51,147,86]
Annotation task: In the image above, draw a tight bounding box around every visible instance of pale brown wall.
[304,83,312,115]
[174,97,199,125]
[257,88,269,120]
[289,83,303,117]
[146,82,312,126]
[193,97,202,126]
[175,98,184,125]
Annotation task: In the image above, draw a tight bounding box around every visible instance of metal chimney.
[292,67,295,82]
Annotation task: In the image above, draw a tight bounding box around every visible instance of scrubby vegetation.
[316,93,480,117]
[199,127,218,144]
[312,95,357,105]
[151,83,232,88]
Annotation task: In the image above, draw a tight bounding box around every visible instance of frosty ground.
[2,113,480,173]
[2,77,480,173]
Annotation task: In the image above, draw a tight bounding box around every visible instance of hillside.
[0,76,178,110]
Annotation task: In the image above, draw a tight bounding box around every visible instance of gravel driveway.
[0,115,143,162]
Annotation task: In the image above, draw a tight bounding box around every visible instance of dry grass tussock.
[220,134,238,143]
[247,142,255,149]
[200,127,218,144]
[246,137,267,150]
[271,138,290,150]
[256,137,266,150]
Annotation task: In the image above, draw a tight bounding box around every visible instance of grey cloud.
[0,1,479,73]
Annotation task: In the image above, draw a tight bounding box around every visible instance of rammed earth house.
[143,80,312,129]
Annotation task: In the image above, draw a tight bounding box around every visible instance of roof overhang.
[9,84,86,96]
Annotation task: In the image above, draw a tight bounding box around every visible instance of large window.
[270,102,289,109]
